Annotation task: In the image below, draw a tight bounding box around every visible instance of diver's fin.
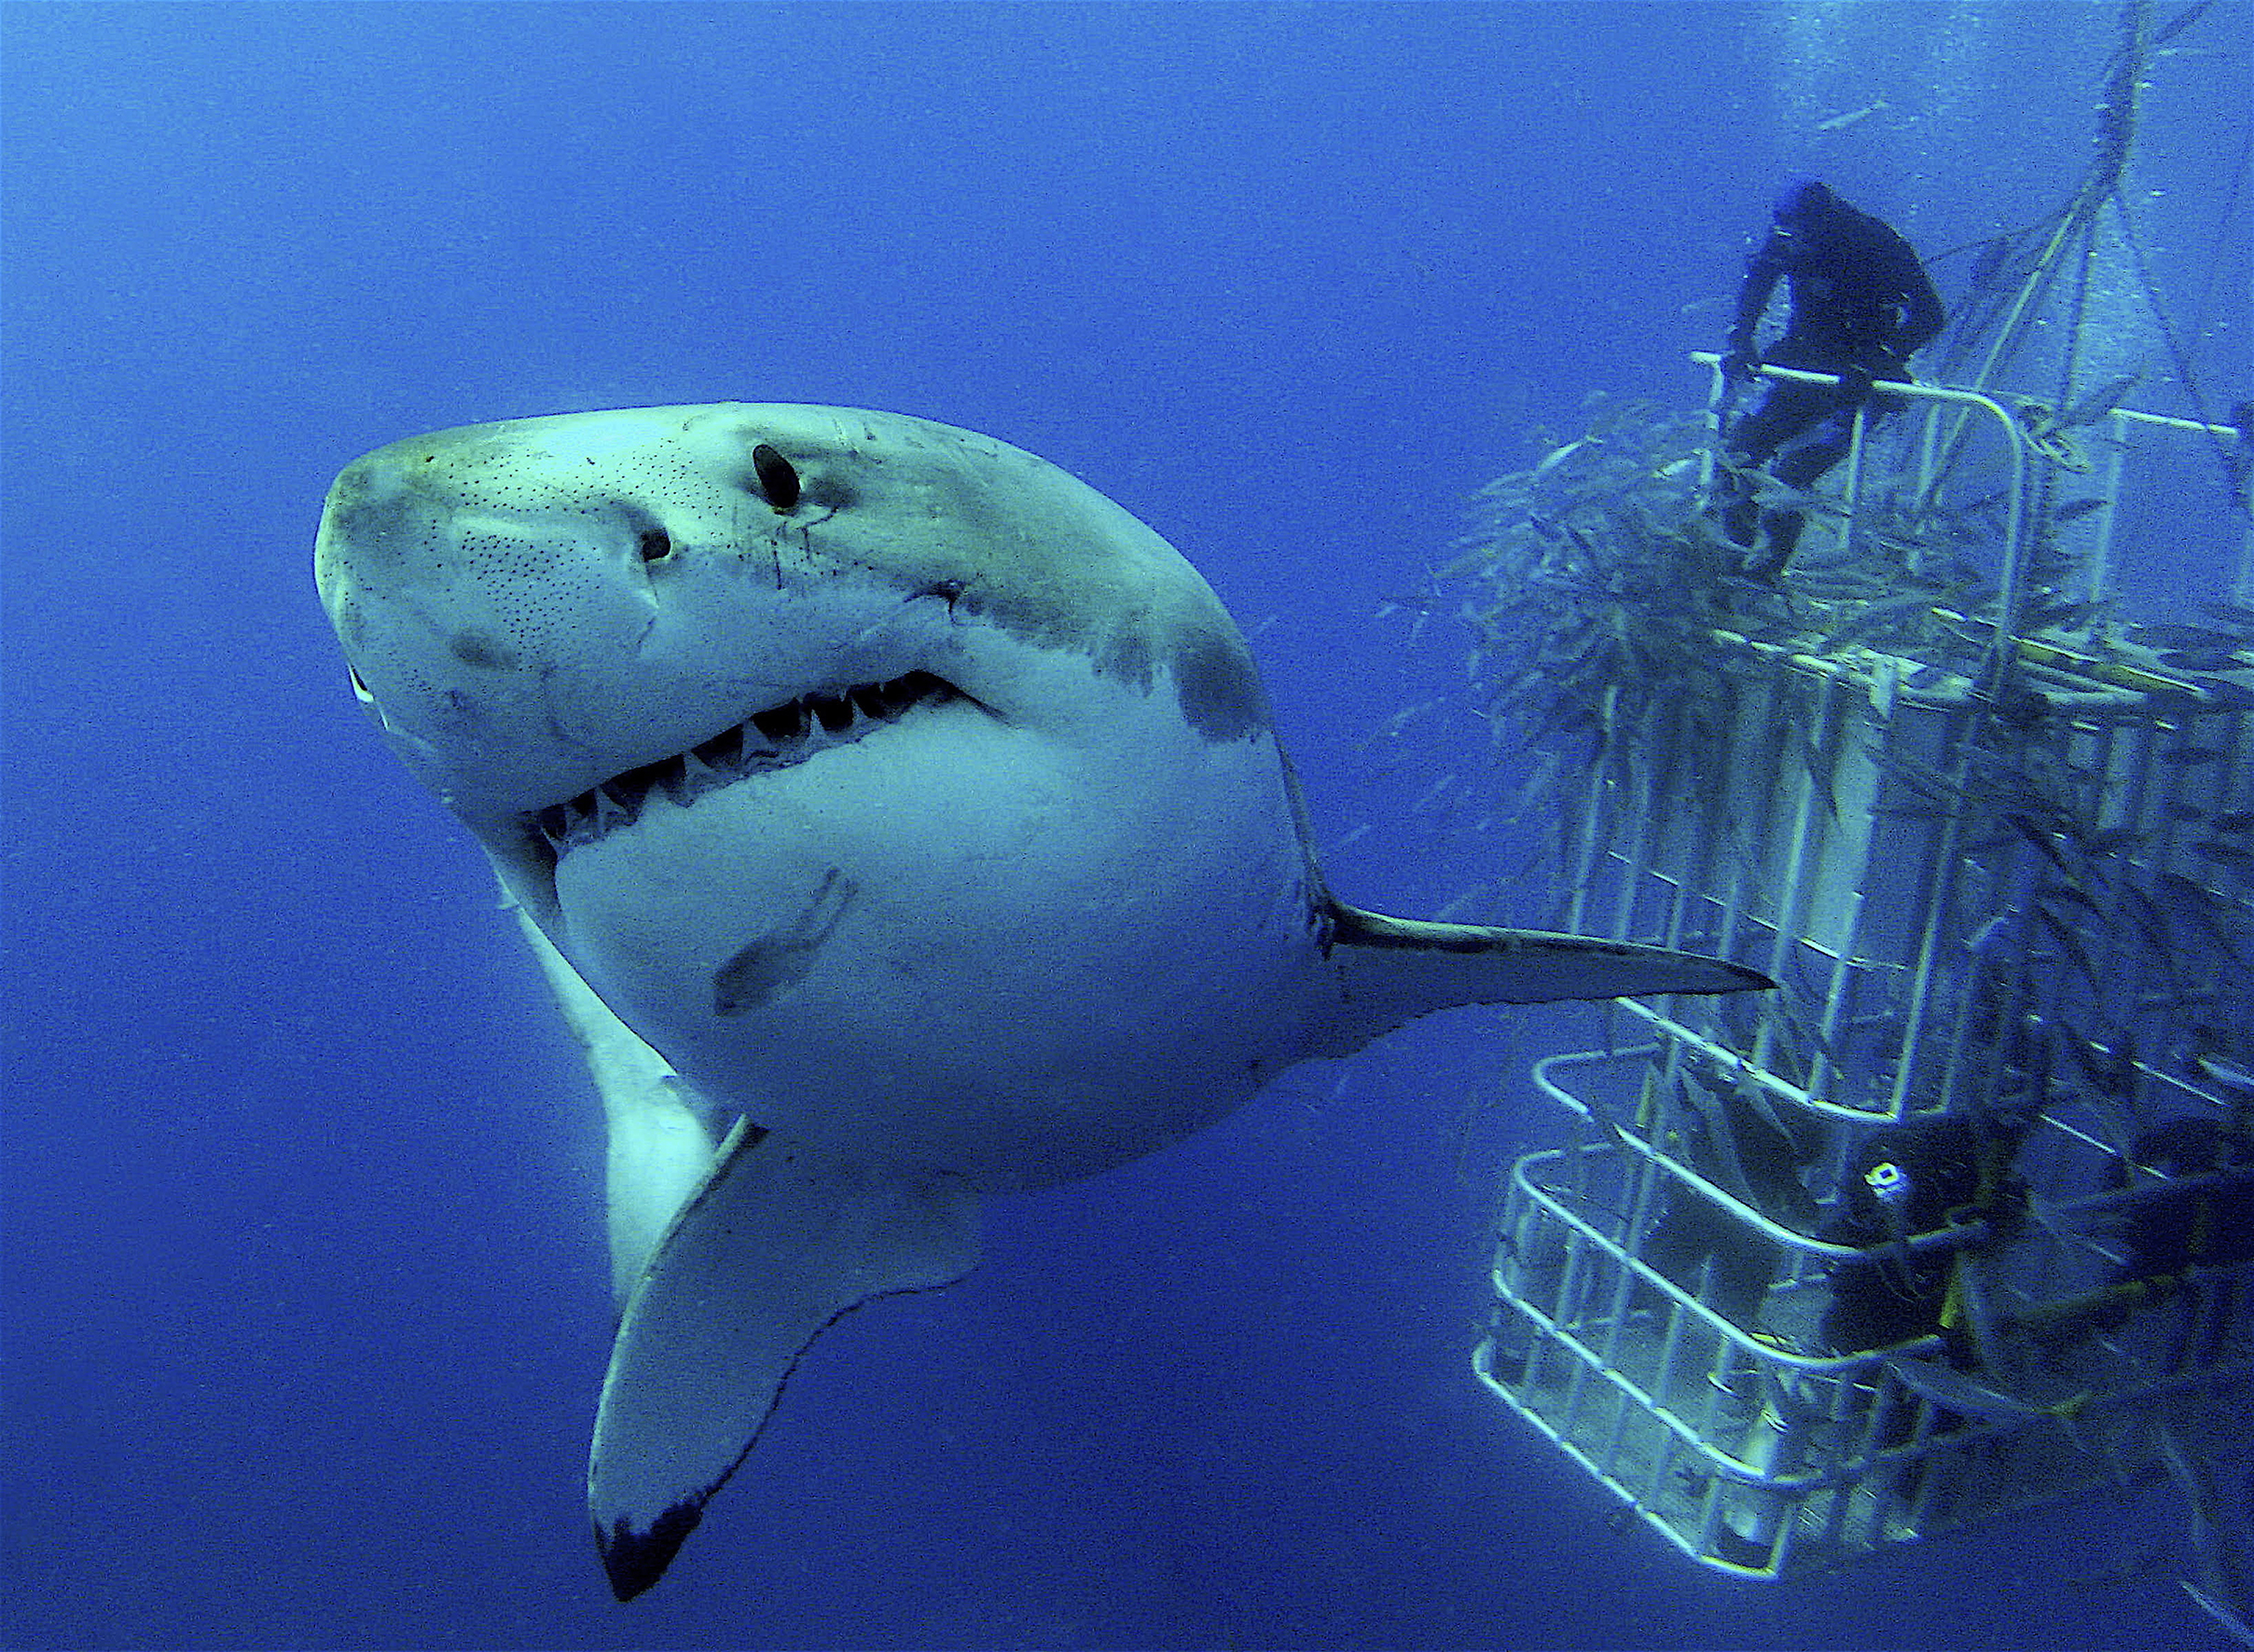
[511,906,720,1303]
[1312,901,1771,1055]
[588,1122,979,1600]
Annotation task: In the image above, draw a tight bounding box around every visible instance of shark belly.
[548,664,1321,1190]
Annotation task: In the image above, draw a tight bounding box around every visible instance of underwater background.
[3,4,2248,1648]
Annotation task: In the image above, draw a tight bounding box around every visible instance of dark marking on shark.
[596,1230,935,1601]
[796,468,857,512]
[1170,625,1268,741]
[449,630,518,669]
[712,869,859,1015]
[602,1498,705,1603]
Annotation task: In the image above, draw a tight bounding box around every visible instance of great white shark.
[313,403,1767,1599]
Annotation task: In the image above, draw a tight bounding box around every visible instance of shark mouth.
[527,670,962,857]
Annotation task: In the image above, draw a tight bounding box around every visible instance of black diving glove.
[1722,346,1763,382]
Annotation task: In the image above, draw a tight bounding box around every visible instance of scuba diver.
[1818,1115,1986,1356]
[1717,179,1948,578]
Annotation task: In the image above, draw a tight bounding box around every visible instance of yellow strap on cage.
[1939,1258,1969,1334]
[1935,1140,2024,1339]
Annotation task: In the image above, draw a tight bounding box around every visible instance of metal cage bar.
[1479,367,2254,1581]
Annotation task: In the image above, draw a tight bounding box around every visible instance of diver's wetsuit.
[1818,1116,1983,1356]
[1720,181,1946,577]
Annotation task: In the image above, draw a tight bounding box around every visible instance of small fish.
[2053,1022,2135,1097]
[1799,735,1841,816]
[2183,1582,2254,1651]
[1821,589,1955,647]
[2121,883,2185,958]
[1882,1355,2086,1425]
[1968,240,2011,295]
[1531,438,1589,481]
[2079,824,2146,858]
[2154,1410,2254,1650]
[2138,624,2248,650]
[2154,0,2224,51]
[1966,912,2020,958]
[1374,699,1436,741]
[1413,772,1458,814]
[2061,373,2143,427]
[2159,649,2248,671]
[1814,97,1888,132]
[2197,1056,2254,1098]
[2028,596,2109,627]
[1766,991,1839,1054]
[2195,681,2254,713]
[2157,873,2254,962]
[2040,881,2105,918]
[1669,1074,1761,1210]
[2007,813,2077,874]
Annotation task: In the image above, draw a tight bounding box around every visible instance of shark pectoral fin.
[1313,902,1773,1055]
[509,905,720,1303]
[588,1123,980,1601]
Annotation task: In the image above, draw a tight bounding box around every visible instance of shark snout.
[319,492,965,822]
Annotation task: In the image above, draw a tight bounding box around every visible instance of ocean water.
[3,4,2248,1648]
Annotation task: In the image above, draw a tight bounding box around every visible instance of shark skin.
[313,404,1770,1599]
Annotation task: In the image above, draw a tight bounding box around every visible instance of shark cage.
[1452,1,2253,1609]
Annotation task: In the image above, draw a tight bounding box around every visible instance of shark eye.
[637,528,673,562]
[752,444,801,513]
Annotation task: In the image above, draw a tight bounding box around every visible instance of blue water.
[4,4,2247,1647]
